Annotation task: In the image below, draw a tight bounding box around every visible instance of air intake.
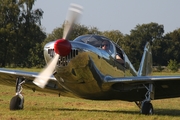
[57,49,78,67]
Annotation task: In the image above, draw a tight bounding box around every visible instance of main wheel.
[10,95,24,110]
[141,101,153,115]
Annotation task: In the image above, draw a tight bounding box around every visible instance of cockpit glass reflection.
[74,35,115,55]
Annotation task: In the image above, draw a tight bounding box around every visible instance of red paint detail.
[54,39,71,56]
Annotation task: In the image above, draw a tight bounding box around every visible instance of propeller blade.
[33,3,83,88]
[63,3,83,40]
[33,54,59,88]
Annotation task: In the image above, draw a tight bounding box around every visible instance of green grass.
[1,85,180,120]
[152,71,180,76]
[1,69,180,119]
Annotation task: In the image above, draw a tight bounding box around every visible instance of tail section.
[138,42,153,76]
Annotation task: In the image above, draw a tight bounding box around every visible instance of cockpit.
[74,35,116,57]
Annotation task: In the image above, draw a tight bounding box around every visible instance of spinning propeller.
[33,4,83,88]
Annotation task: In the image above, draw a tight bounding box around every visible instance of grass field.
[1,69,180,119]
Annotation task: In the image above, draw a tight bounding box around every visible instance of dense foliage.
[0,0,46,67]
[1,0,180,70]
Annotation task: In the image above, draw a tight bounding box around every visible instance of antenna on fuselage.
[116,38,120,44]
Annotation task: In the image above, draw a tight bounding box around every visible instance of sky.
[34,0,180,35]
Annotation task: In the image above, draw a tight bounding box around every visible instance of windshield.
[74,35,115,56]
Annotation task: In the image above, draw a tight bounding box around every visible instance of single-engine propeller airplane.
[1,3,180,115]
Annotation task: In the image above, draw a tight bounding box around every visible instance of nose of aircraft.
[33,3,82,88]
[54,39,72,56]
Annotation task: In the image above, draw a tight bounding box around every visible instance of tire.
[10,95,24,110]
[141,102,154,115]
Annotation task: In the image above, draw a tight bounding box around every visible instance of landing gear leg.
[136,84,154,115]
[10,78,25,110]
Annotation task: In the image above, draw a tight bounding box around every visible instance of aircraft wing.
[104,75,180,99]
[0,68,55,85]
[0,68,75,97]
[105,75,180,83]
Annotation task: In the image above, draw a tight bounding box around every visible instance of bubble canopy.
[74,35,115,56]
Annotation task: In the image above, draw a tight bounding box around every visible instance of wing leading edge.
[104,75,180,83]
[0,68,75,97]
[104,75,180,99]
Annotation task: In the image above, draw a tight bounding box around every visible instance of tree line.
[1,0,180,71]
[0,0,46,67]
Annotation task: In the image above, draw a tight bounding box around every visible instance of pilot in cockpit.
[101,40,124,64]
[101,40,110,52]
[116,52,124,64]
